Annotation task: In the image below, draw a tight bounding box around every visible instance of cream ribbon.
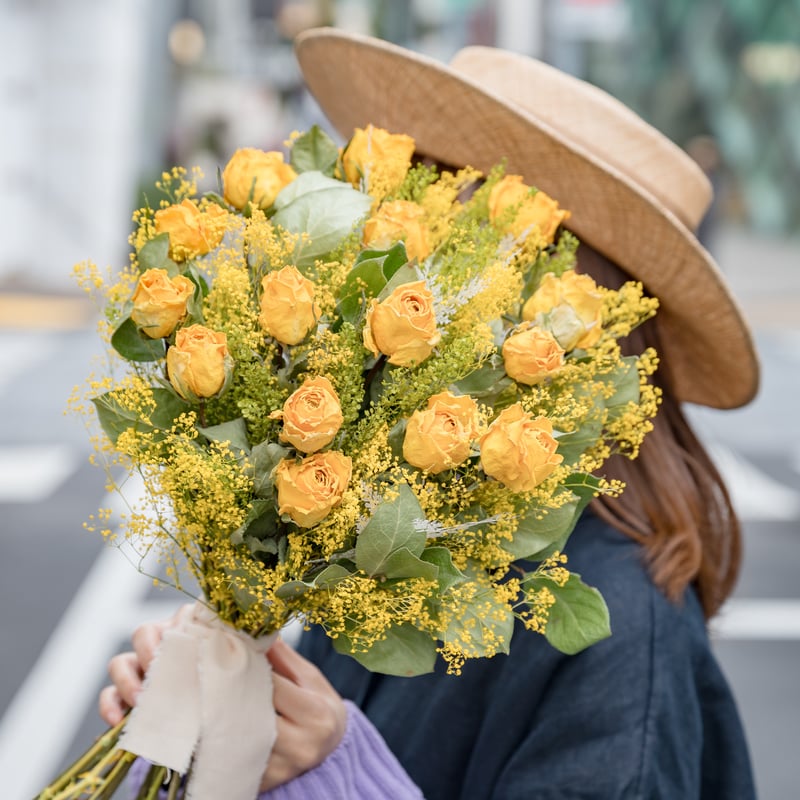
[119,602,278,800]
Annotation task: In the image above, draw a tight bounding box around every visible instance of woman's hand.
[98,608,348,791]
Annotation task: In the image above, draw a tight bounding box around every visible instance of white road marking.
[712,599,800,640]
[707,441,800,521]
[0,444,78,503]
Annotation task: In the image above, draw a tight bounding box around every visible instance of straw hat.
[294,28,759,409]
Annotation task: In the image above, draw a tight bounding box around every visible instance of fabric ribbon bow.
[119,602,278,800]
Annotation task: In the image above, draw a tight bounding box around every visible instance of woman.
[104,30,759,799]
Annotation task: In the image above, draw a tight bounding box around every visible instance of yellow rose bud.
[272,376,344,454]
[167,324,232,400]
[274,451,352,528]
[480,404,563,492]
[154,199,227,262]
[522,271,604,349]
[363,280,440,367]
[501,324,565,385]
[222,148,297,211]
[362,200,431,262]
[488,175,569,244]
[403,391,480,474]
[342,125,416,198]
[130,268,195,339]
[259,266,320,346]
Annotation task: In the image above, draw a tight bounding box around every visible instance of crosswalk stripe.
[0,445,78,503]
[712,599,800,640]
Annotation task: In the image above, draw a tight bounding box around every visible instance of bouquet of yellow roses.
[39,124,659,799]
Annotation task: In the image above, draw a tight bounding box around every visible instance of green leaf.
[199,418,251,454]
[380,547,439,581]
[332,622,437,676]
[92,387,190,445]
[355,484,426,577]
[138,234,177,274]
[605,356,641,414]
[231,499,279,544]
[272,172,372,268]
[555,416,603,466]
[527,572,611,655]
[290,125,340,176]
[111,317,166,362]
[336,243,408,324]
[376,263,421,301]
[443,583,515,658]
[274,563,351,600]
[453,362,510,399]
[249,441,290,498]
[503,499,582,561]
[420,547,466,593]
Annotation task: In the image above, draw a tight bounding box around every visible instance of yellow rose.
[488,175,569,244]
[479,404,563,492]
[222,148,297,211]
[274,451,352,528]
[363,200,431,262]
[363,280,441,367]
[272,376,344,454]
[403,391,480,474]
[167,324,232,400]
[501,324,565,385]
[130,268,195,339]
[522,271,604,350]
[154,199,227,262]
[342,125,416,198]
[259,266,320,346]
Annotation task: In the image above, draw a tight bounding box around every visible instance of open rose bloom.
[55,121,661,800]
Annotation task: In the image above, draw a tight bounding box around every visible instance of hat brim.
[295,28,759,409]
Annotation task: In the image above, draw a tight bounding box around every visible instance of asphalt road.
[0,272,798,798]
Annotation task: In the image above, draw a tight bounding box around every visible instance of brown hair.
[577,245,742,618]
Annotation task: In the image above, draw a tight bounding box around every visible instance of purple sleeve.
[261,700,423,800]
[128,701,422,800]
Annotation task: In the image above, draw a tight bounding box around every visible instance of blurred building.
[1,0,797,294]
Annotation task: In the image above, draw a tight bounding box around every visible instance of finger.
[131,622,164,675]
[107,651,144,708]
[98,685,127,727]
[258,717,315,791]
[268,639,335,694]
[271,672,322,722]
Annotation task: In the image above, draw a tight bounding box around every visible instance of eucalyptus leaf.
[290,125,339,176]
[336,243,408,324]
[376,263,422,301]
[605,356,641,413]
[272,171,372,268]
[111,317,166,362]
[380,547,440,581]
[250,441,290,498]
[231,499,279,544]
[314,563,352,587]
[555,416,603,467]
[420,547,466,593]
[453,362,509,398]
[527,572,611,655]
[355,484,426,576]
[138,234,177,274]
[443,584,514,658]
[333,622,437,676]
[199,418,251,454]
[502,499,582,561]
[92,388,190,445]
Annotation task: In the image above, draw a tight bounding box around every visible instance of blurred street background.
[1,1,798,798]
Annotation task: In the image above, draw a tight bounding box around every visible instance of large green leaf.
[503,499,582,561]
[290,125,339,176]
[111,317,166,362]
[604,356,641,416]
[137,234,177,274]
[555,416,603,467]
[92,388,190,445]
[249,441,289,498]
[198,418,251,454]
[420,547,466,593]
[272,171,372,268]
[526,572,611,655]
[336,243,408,324]
[380,547,439,581]
[333,622,437,676]
[355,484,426,577]
[443,584,515,658]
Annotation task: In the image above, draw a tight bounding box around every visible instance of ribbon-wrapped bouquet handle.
[119,602,279,800]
